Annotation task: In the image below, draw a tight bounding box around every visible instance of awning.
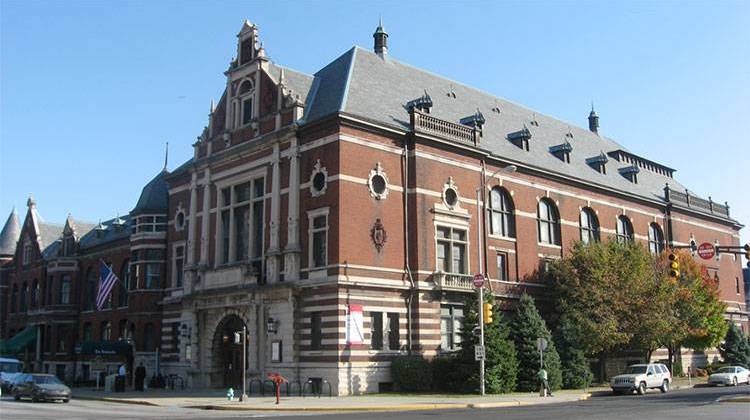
[0,326,37,355]
[74,340,133,357]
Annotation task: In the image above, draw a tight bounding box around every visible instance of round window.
[444,188,458,207]
[312,172,326,192]
[371,174,387,195]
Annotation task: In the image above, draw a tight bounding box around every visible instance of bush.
[511,294,562,391]
[432,356,474,393]
[391,356,433,392]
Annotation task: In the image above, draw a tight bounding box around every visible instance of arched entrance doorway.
[212,315,247,389]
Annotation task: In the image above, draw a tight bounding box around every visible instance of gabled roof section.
[132,170,170,215]
[0,209,21,257]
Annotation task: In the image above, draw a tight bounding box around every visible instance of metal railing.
[664,186,729,217]
[432,271,475,292]
[410,109,479,147]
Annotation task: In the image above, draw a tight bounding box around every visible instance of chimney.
[588,103,599,134]
[373,18,388,57]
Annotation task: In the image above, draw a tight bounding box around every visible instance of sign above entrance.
[697,242,716,260]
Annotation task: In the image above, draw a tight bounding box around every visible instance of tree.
[510,294,562,391]
[655,250,728,372]
[719,323,750,368]
[553,314,592,389]
[458,292,518,393]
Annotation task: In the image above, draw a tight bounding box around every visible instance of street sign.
[473,274,484,288]
[536,337,548,352]
[475,345,485,361]
[697,242,716,260]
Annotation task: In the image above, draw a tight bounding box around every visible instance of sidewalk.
[72,388,592,412]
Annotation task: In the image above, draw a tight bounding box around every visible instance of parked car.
[708,366,750,386]
[610,363,672,395]
[12,374,71,403]
[0,372,23,393]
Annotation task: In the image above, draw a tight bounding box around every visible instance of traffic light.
[483,303,493,324]
[744,244,750,260]
[668,252,680,278]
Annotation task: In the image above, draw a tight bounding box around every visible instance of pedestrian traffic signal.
[668,252,680,278]
[483,302,493,324]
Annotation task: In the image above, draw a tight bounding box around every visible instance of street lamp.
[234,326,248,401]
[475,163,517,396]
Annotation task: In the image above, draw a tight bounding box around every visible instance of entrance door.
[215,315,247,389]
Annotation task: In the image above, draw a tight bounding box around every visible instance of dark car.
[12,374,71,402]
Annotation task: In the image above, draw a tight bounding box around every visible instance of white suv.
[610,363,672,395]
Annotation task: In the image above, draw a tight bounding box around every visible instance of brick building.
[1,20,746,393]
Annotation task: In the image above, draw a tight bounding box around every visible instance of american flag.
[96,260,119,311]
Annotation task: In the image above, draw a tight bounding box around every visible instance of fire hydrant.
[227,387,235,401]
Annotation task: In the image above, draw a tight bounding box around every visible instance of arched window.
[144,323,156,351]
[616,216,634,243]
[20,282,28,312]
[84,267,96,311]
[31,279,39,308]
[118,260,130,308]
[579,208,600,244]
[537,199,561,245]
[11,284,18,313]
[238,80,254,126]
[648,223,665,254]
[489,187,515,237]
[60,275,71,304]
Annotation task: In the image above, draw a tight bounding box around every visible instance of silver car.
[708,366,750,386]
[610,363,672,395]
[12,374,71,403]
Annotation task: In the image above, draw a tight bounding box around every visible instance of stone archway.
[211,314,247,389]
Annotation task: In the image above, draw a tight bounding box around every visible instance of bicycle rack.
[284,380,302,397]
[248,378,263,395]
[262,379,275,396]
[322,379,332,398]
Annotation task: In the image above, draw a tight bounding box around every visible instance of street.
[1,386,748,420]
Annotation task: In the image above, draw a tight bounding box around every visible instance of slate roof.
[79,216,132,250]
[0,209,21,256]
[132,169,170,215]
[300,46,695,208]
[267,62,315,107]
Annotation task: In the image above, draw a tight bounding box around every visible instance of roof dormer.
[549,141,573,163]
[507,126,532,151]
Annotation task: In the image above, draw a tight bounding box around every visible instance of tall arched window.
[489,187,515,237]
[84,267,96,311]
[118,260,130,308]
[616,215,634,243]
[20,282,28,312]
[100,321,111,341]
[579,208,600,244]
[537,199,561,245]
[11,284,18,313]
[238,79,254,126]
[31,279,39,308]
[648,223,665,254]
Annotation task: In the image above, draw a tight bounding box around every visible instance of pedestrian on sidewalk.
[135,362,146,392]
[538,368,552,397]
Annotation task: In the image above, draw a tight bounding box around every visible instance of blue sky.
[1,1,748,254]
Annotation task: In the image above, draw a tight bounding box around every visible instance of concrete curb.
[716,394,750,403]
[74,395,161,407]
[187,403,469,412]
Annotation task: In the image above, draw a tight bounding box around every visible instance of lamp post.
[236,326,248,402]
[475,163,517,397]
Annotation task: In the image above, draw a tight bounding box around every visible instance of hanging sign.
[697,242,716,260]
[345,304,364,345]
[473,274,485,288]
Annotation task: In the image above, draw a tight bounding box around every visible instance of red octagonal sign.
[473,274,485,288]
[697,242,716,260]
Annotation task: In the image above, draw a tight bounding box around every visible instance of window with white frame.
[616,215,634,243]
[579,207,600,244]
[440,305,463,351]
[648,223,665,255]
[218,177,265,266]
[436,226,467,274]
[173,244,184,288]
[537,199,561,245]
[496,252,508,281]
[370,311,383,350]
[308,208,329,269]
[489,187,515,237]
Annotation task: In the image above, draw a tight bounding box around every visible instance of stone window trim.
[307,207,330,273]
[309,159,328,197]
[367,162,390,200]
[579,207,600,244]
[537,198,561,246]
[442,177,461,210]
[173,204,187,232]
[440,304,464,352]
[233,77,256,129]
[488,187,515,238]
[648,222,665,255]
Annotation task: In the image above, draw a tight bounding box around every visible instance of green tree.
[719,323,750,368]
[458,292,518,393]
[553,314,592,389]
[510,293,562,391]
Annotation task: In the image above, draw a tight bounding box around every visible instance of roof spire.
[373,17,388,57]
[163,141,169,171]
[588,102,599,134]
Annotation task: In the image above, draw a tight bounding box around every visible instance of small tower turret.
[588,103,599,134]
[373,18,388,57]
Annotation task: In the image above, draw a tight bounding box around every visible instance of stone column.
[267,144,281,282]
[187,173,198,266]
[284,139,301,281]
[200,169,212,265]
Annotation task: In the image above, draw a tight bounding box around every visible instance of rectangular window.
[242,98,253,125]
[310,213,328,268]
[60,275,71,304]
[145,263,160,289]
[310,312,322,350]
[387,312,400,351]
[370,312,383,350]
[218,177,264,266]
[46,276,54,305]
[436,226,467,274]
[221,209,230,264]
[83,323,92,342]
[174,246,184,288]
[271,340,282,362]
[57,326,67,352]
[496,253,508,281]
[440,305,463,351]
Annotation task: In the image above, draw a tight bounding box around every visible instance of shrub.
[553,314,592,389]
[511,294,562,391]
[432,356,474,393]
[391,356,433,392]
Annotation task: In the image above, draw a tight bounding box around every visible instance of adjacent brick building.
[1,19,746,392]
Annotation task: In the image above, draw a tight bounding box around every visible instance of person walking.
[134,362,146,392]
[538,367,553,397]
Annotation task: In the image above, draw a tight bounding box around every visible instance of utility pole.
[239,325,248,401]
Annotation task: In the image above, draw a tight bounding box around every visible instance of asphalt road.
[1,385,748,420]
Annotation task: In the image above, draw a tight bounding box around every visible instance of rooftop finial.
[588,102,599,134]
[373,17,388,57]
[164,141,169,171]
[27,194,36,209]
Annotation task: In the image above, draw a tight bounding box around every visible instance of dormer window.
[238,80,254,126]
[406,91,433,114]
[549,142,573,163]
[619,165,640,184]
[507,126,532,151]
[460,110,485,131]
[586,152,609,175]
